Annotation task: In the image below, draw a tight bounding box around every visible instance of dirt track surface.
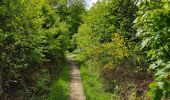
[67,56,86,100]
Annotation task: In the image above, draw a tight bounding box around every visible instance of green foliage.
[0,0,70,98]
[77,0,137,72]
[76,0,152,99]
[49,0,86,52]
[135,0,170,99]
[79,61,116,100]
[48,64,70,100]
[3,0,170,99]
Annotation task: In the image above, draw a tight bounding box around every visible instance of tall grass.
[79,62,116,100]
[48,64,70,100]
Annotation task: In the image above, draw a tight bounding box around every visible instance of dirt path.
[67,56,86,100]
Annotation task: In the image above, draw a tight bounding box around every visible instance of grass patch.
[48,63,70,100]
[79,62,116,100]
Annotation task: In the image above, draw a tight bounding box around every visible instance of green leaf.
[147,49,154,57]
[141,38,151,49]
[157,82,165,90]
[155,70,168,81]
[155,60,163,66]
[149,63,158,69]
[149,82,163,100]
[164,81,170,91]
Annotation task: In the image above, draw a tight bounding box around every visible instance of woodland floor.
[67,55,86,100]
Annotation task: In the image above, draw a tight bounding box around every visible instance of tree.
[76,0,138,92]
[49,0,86,51]
[0,0,68,98]
[134,0,170,99]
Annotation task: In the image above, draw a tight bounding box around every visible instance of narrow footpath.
[67,56,86,100]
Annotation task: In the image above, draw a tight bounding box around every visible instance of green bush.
[0,0,68,98]
[135,0,170,99]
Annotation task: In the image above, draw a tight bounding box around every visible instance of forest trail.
[67,55,86,100]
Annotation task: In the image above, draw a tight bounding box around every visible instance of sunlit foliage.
[135,0,170,99]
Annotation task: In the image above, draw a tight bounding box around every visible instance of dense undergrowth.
[75,0,170,100]
[76,54,152,100]
[0,0,85,99]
